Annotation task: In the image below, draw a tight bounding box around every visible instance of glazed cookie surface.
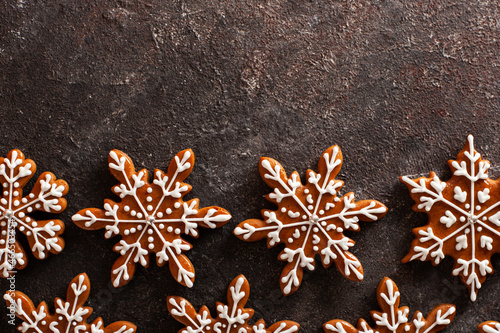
[235,145,387,295]
[72,149,231,288]
[401,135,500,301]
[323,277,456,333]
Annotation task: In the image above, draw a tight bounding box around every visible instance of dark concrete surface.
[1,0,500,332]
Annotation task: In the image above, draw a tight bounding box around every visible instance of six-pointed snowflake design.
[479,321,500,333]
[72,149,231,288]
[234,146,388,295]
[323,277,456,333]
[0,149,68,278]
[401,135,500,301]
[4,273,136,333]
[168,274,300,333]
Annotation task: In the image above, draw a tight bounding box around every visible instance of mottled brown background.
[1,0,500,332]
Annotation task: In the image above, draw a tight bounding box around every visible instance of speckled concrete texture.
[1,1,499,332]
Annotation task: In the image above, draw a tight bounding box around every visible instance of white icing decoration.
[237,146,387,295]
[4,274,135,333]
[402,135,500,301]
[0,150,67,277]
[324,278,456,333]
[168,276,299,333]
[72,150,231,288]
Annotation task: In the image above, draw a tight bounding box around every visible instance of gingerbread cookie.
[323,277,456,333]
[4,273,136,333]
[168,274,300,333]
[234,145,387,295]
[401,135,500,301]
[72,149,231,288]
[0,149,68,278]
[479,321,500,332]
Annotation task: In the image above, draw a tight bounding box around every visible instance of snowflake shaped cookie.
[168,274,300,333]
[0,149,68,278]
[479,321,500,333]
[401,135,500,301]
[72,149,231,288]
[234,145,388,295]
[4,273,136,333]
[323,277,456,333]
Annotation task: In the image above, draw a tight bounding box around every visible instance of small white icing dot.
[167,227,173,232]
[302,215,307,219]
[319,210,324,215]
[465,228,470,234]
[460,216,466,222]
[307,205,313,210]
[137,213,143,219]
[124,205,130,212]
[1,199,7,205]
[147,205,153,211]
[148,229,153,235]
[288,238,293,243]
[73,322,76,326]
[130,228,137,233]
[174,202,181,209]
[148,236,154,242]
[32,222,37,227]
[19,226,25,232]
[477,226,483,232]
[26,217,31,222]
[29,193,35,198]
[26,231,32,236]
[301,226,307,231]
[476,205,481,211]
[21,198,27,203]
[13,200,19,206]
[13,191,19,197]
[159,224,164,229]
[313,246,319,251]
[157,212,163,218]
[148,244,154,249]
[465,204,470,209]
[35,203,41,209]
[59,316,63,321]
[337,227,343,233]
[304,189,309,194]
[137,225,143,231]
[147,196,153,202]
[14,182,19,188]
[41,321,46,325]
[313,227,319,233]
[131,210,137,216]
[147,187,153,193]
[0,222,5,226]
[281,207,287,213]
[3,191,8,196]
[124,230,130,235]
[0,240,4,244]
[321,221,327,227]
[2,183,7,187]
[166,208,172,214]
[483,217,487,221]
[175,228,181,234]
[18,212,25,218]
[27,207,32,213]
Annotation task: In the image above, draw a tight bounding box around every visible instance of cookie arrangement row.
[2,134,499,332]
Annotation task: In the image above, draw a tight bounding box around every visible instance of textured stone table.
[1,1,499,332]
